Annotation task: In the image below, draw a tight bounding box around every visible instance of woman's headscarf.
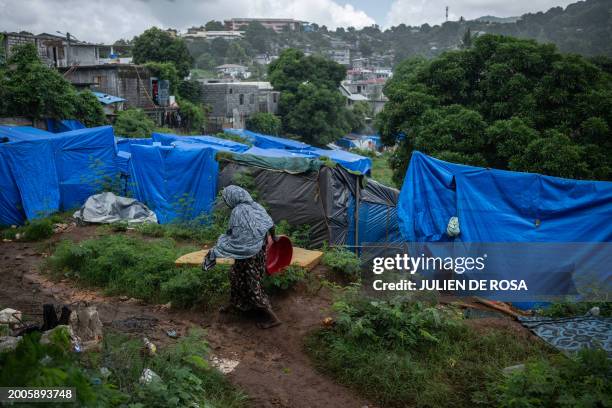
[212,185,273,259]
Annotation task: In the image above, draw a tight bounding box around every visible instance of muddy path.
[0,227,374,408]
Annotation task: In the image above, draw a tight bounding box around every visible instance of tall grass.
[305,290,553,407]
[45,235,229,308]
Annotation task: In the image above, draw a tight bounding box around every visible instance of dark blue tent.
[0,126,117,225]
[128,143,218,224]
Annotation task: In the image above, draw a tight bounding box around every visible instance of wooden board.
[175,247,323,271]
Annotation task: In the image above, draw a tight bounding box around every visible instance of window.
[239,94,244,105]
[229,88,233,94]
[249,93,255,104]
[273,93,277,103]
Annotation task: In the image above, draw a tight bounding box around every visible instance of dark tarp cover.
[128,143,218,224]
[0,126,117,225]
[398,151,612,243]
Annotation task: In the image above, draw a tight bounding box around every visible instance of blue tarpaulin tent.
[0,126,117,225]
[398,151,612,243]
[45,119,86,133]
[224,129,371,174]
[397,152,612,306]
[152,132,249,152]
[128,143,218,224]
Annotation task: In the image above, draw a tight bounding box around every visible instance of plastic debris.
[139,368,162,384]
[143,337,157,356]
[210,356,240,374]
[166,329,178,338]
[0,336,22,353]
[0,308,22,326]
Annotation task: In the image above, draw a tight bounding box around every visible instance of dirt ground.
[0,226,375,408]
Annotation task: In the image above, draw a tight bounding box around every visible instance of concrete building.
[328,49,351,66]
[224,18,303,33]
[61,64,157,109]
[200,81,279,131]
[2,31,100,67]
[183,28,244,40]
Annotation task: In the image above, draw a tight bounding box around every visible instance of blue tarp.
[398,151,612,243]
[0,126,117,225]
[243,146,314,158]
[152,132,249,152]
[308,147,372,175]
[128,143,218,224]
[225,129,371,174]
[92,91,125,105]
[46,119,86,133]
[0,126,55,142]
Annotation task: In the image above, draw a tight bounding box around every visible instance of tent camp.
[0,125,116,225]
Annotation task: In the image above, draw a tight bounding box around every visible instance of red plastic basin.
[266,235,293,275]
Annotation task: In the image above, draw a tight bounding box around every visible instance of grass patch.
[321,245,361,280]
[0,328,246,407]
[45,235,229,309]
[263,265,307,293]
[370,152,397,188]
[489,348,611,407]
[305,289,553,408]
[1,218,54,241]
[536,301,611,317]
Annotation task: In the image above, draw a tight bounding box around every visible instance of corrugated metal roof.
[92,91,125,105]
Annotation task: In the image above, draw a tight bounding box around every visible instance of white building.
[216,64,251,79]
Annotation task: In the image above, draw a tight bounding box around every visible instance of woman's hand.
[202,250,217,271]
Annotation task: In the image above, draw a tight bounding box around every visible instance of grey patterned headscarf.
[211,185,273,259]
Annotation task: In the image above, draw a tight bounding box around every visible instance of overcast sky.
[0,0,578,44]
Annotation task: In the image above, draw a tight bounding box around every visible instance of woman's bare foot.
[218,304,236,314]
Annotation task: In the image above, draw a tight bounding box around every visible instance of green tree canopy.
[204,21,225,31]
[113,109,155,138]
[268,49,350,145]
[132,27,193,77]
[378,34,612,185]
[0,43,105,125]
[246,112,281,135]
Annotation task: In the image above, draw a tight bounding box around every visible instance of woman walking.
[203,185,282,329]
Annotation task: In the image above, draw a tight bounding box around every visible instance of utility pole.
[446,6,449,22]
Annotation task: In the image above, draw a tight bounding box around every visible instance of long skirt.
[229,246,272,311]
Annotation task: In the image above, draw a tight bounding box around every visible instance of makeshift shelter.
[397,151,612,303]
[217,153,401,248]
[0,126,117,225]
[398,151,612,243]
[225,128,372,174]
[128,142,218,224]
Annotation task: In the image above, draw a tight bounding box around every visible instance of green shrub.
[44,235,228,308]
[245,112,281,135]
[101,328,246,407]
[306,291,552,408]
[492,348,611,407]
[114,109,155,138]
[537,301,612,317]
[276,220,313,249]
[161,265,230,309]
[263,265,306,293]
[0,330,124,405]
[321,245,361,278]
[23,218,54,241]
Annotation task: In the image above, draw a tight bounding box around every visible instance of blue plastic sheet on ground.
[0,126,117,225]
[398,151,612,243]
[518,315,612,357]
[152,132,249,152]
[128,143,218,224]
